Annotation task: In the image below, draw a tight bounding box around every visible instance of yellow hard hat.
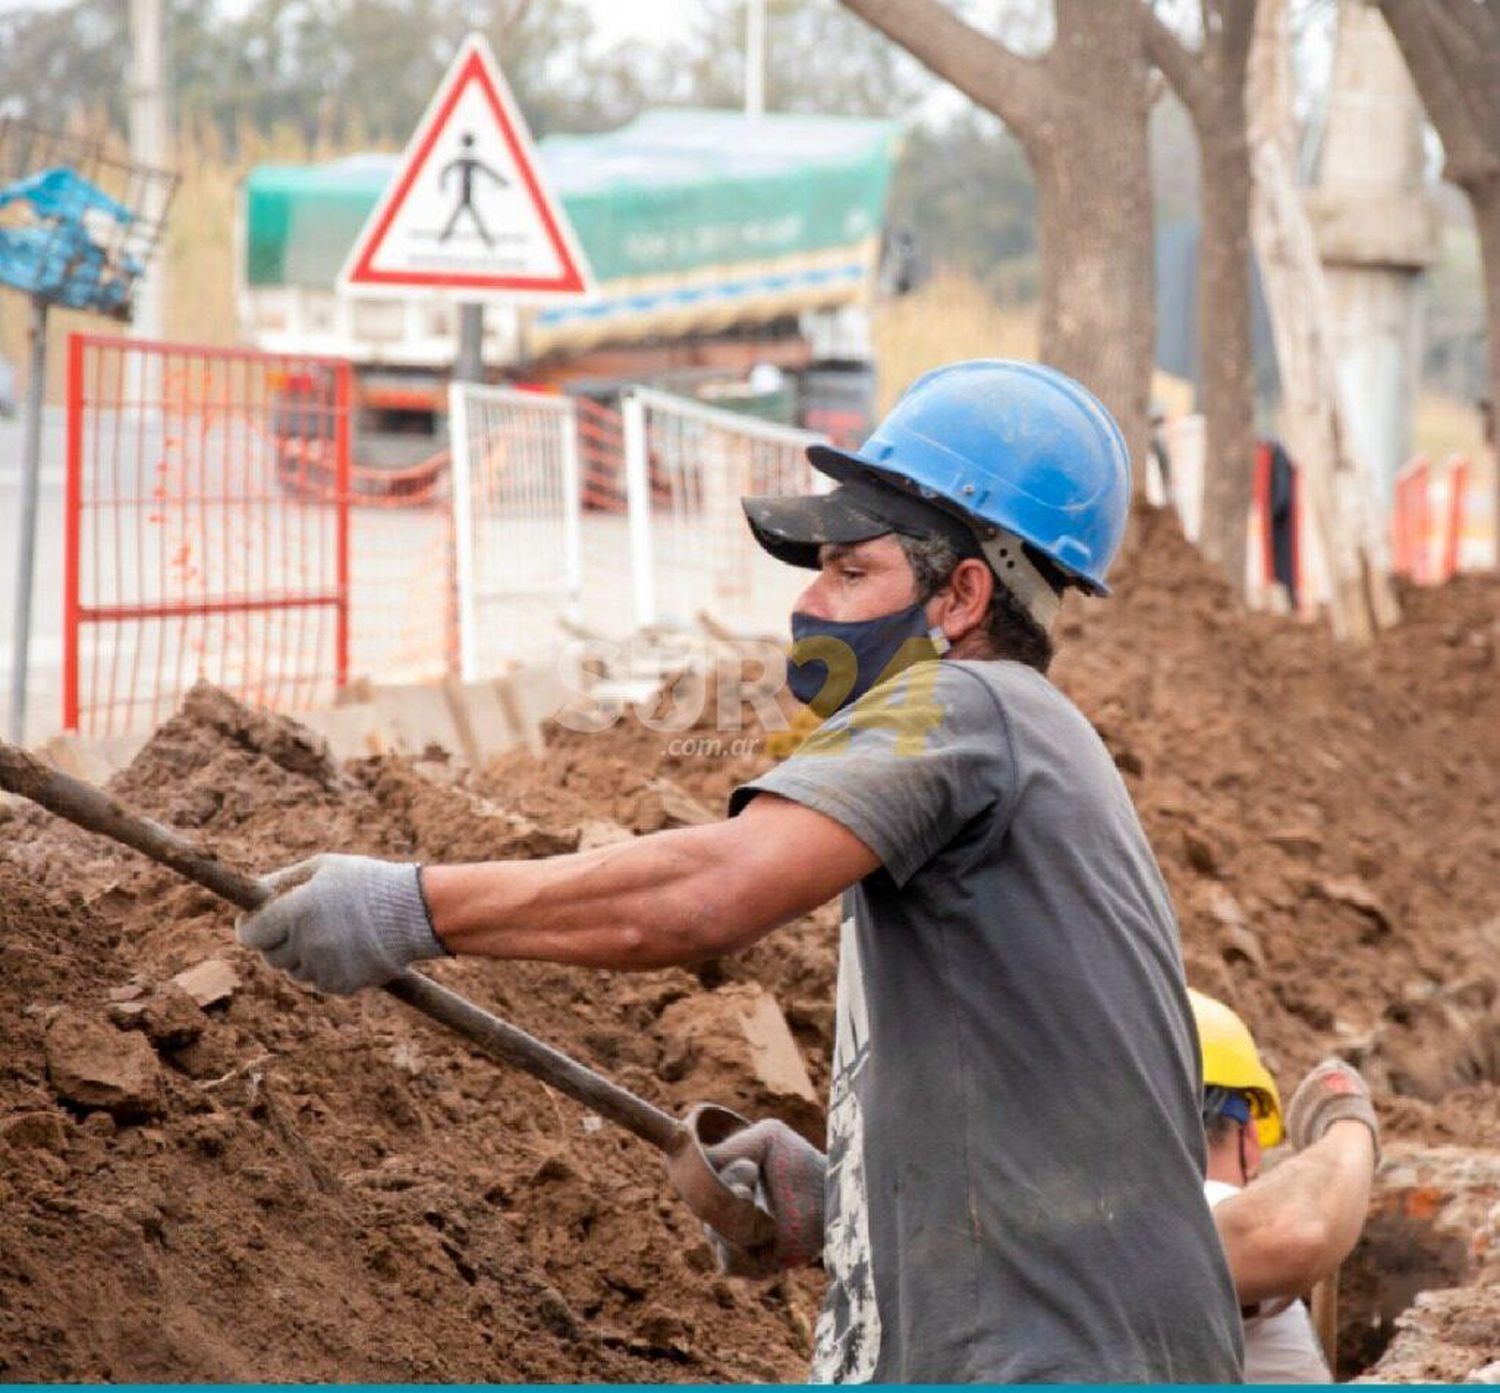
[1187,988,1285,1148]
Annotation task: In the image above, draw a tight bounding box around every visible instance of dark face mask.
[787,602,946,717]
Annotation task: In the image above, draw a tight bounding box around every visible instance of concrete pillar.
[1305,1,1438,506]
[128,0,168,343]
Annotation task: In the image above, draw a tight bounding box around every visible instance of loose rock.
[141,984,208,1050]
[44,1009,163,1120]
[170,958,240,1010]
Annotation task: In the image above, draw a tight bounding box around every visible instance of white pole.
[7,299,47,744]
[558,399,584,625]
[447,382,480,682]
[128,0,167,346]
[622,392,657,629]
[1313,0,1434,509]
[745,0,766,118]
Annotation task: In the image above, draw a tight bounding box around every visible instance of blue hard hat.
[806,360,1132,593]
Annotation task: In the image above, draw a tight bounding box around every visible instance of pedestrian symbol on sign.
[440,133,508,247]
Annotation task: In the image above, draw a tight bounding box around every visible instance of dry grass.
[872,268,1038,413]
[160,121,246,349]
[872,269,1194,420]
[1412,389,1484,466]
[162,121,395,349]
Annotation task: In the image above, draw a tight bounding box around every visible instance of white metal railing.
[449,382,582,680]
[621,385,827,635]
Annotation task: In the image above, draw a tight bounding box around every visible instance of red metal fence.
[64,333,352,734]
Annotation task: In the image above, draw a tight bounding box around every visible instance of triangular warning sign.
[338,33,594,302]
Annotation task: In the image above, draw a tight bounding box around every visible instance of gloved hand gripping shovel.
[0,740,775,1252]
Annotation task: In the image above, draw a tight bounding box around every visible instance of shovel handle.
[1,739,271,915]
[0,741,777,1242]
[1311,1267,1339,1374]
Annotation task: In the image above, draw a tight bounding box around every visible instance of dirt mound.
[0,686,823,1381]
[1054,508,1500,1103]
[477,667,791,832]
[1,504,1497,1380]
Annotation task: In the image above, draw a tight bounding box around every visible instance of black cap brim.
[805,443,872,484]
[741,489,894,569]
[744,472,984,571]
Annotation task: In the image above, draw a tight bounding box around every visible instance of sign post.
[456,304,484,384]
[0,119,175,744]
[338,33,594,385]
[7,298,47,743]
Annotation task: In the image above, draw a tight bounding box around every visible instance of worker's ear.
[1241,1123,1264,1184]
[926,556,994,645]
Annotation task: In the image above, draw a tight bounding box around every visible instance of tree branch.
[1379,0,1496,184]
[1433,0,1496,50]
[1213,0,1257,87]
[499,0,532,39]
[1141,1,1210,116]
[836,0,1055,143]
[1429,0,1500,152]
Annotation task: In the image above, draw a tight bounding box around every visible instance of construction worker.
[1194,989,1381,1383]
[239,360,1244,1382]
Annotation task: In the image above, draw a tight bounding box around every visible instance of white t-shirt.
[1205,1180,1333,1384]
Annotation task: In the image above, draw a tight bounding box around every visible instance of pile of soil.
[0,688,825,1381]
[1,503,1496,1380]
[1056,508,1500,1107]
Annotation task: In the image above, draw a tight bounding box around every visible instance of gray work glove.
[1285,1057,1380,1160]
[704,1118,826,1279]
[237,853,446,995]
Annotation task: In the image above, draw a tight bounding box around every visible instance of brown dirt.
[1,503,1497,1380]
[0,687,824,1381]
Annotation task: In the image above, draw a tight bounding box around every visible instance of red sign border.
[345,46,587,294]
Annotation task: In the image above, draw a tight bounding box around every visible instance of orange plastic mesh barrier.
[276,432,456,685]
[578,396,626,513]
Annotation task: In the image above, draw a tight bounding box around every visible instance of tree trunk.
[1029,4,1154,483]
[835,0,1155,487]
[1248,0,1399,640]
[1030,140,1154,484]
[1196,123,1257,589]
[1472,174,1500,568]
[1140,0,1259,595]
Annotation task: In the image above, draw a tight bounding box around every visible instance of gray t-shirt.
[730,658,1243,1384]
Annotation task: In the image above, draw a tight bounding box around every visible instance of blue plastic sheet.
[0,165,142,312]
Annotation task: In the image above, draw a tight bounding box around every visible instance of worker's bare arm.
[1214,1120,1375,1304]
[423,793,878,969]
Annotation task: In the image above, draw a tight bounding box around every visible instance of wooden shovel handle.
[1,739,778,1243]
[1310,1267,1339,1374]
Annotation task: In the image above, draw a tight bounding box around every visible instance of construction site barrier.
[63,333,352,736]
[449,382,582,681]
[621,386,826,635]
[346,464,458,688]
[1391,455,1477,585]
[275,430,457,686]
[577,396,627,513]
[61,352,841,736]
